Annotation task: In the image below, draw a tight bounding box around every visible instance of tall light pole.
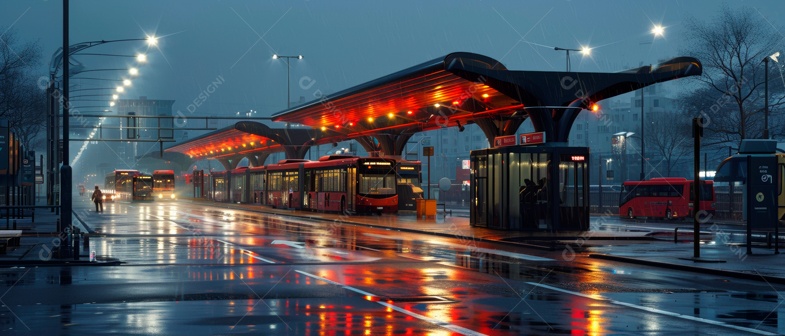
[640,85,645,180]
[272,54,303,108]
[640,24,665,180]
[47,4,157,253]
[763,51,780,139]
[554,46,590,72]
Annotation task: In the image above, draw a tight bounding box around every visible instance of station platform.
[2,198,785,285]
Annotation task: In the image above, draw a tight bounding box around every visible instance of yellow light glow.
[367,117,374,123]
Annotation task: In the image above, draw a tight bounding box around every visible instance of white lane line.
[214,239,277,264]
[527,282,777,336]
[377,302,487,336]
[295,270,486,336]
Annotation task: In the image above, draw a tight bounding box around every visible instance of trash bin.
[424,199,437,217]
[416,198,425,218]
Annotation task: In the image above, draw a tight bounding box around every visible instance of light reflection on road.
[2,200,785,334]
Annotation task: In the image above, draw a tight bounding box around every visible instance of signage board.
[422,146,434,156]
[493,135,516,147]
[747,155,778,229]
[20,157,34,186]
[519,132,545,146]
[0,125,7,173]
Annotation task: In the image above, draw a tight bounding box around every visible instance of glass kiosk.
[470,145,589,231]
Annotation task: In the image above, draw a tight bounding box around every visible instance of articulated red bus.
[265,155,398,214]
[619,177,715,219]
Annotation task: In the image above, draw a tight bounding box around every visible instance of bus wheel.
[627,208,634,219]
[665,209,672,220]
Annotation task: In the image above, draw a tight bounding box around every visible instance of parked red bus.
[619,177,715,219]
[265,155,398,214]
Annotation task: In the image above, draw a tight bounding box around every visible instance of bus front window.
[360,175,395,195]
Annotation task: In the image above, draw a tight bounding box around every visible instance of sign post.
[423,146,434,199]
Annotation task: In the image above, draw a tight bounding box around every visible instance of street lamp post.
[553,46,590,72]
[47,3,157,256]
[763,52,780,139]
[272,54,303,108]
[640,87,645,180]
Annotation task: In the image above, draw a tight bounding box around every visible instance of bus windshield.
[359,174,396,195]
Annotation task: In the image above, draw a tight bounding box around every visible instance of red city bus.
[265,155,398,214]
[104,169,140,201]
[619,177,715,219]
[152,170,177,200]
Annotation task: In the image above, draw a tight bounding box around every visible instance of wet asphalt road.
[1,198,785,335]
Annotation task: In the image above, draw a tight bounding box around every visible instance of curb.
[0,259,123,267]
[589,253,785,284]
[197,200,664,251]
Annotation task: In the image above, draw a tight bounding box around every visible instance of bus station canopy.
[271,52,522,140]
[164,121,321,169]
[271,52,702,146]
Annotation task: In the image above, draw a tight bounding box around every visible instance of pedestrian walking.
[91,185,104,213]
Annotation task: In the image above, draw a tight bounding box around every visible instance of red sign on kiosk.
[519,132,545,146]
[493,135,517,147]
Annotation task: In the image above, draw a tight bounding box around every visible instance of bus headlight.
[158,194,163,199]
[170,194,176,199]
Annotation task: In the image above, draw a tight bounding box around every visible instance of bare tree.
[0,28,45,151]
[643,112,693,177]
[680,5,785,147]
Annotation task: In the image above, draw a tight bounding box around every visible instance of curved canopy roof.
[272,52,523,137]
[164,122,283,159]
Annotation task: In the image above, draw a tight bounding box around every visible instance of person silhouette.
[91,185,104,213]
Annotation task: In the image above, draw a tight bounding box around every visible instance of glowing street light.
[639,24,666,180]
[651,24,665,37]
[272,54,303,108]
[146,35,159,46]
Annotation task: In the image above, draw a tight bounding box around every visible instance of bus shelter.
[471,145,588,231]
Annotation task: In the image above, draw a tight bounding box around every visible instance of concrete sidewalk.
[3,198,785,286]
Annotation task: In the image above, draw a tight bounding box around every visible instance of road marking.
[527,282,777,335]
[295,270,486,336]
[158,213,280,264]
